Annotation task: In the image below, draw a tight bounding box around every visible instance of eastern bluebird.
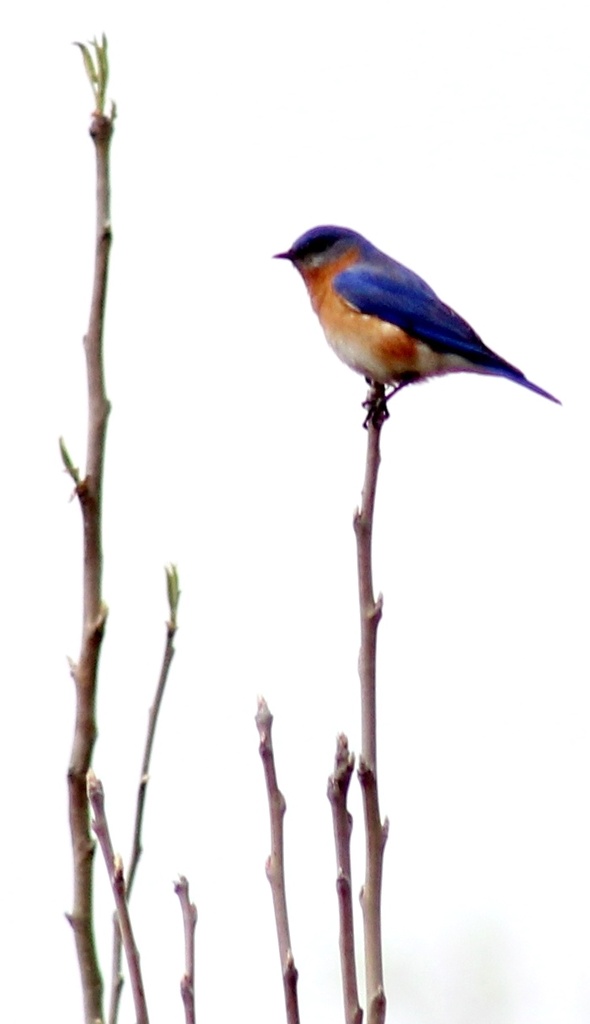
[274,226,560,416]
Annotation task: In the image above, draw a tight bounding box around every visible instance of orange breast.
[300,253,422,382]
[299,253,472,384]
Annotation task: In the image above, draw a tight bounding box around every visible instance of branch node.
[369,986,387,1024]
[336,871,351,896]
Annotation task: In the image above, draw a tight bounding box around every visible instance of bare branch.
[353,383,389,1024]
[109,568,181,1024]
[88,772,150,1024]
[174,876,198,1024]
[255,698,300,1024]
[327,734,363,1024]
[66,52,115,1022]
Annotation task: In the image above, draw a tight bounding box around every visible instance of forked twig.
[256,698,300,1024]
[109,565,181,1024]
[174,876,198,1024]
[88,771,149,1024]
[327,734,363,1024]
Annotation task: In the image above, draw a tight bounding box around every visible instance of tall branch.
[353,383,389,1024]
[64,87,113,1023]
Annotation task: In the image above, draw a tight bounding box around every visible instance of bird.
[274,225,560,419]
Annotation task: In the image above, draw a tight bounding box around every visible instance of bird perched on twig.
[275,225,560,423]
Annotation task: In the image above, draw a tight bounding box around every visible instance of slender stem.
[355,387,383,772]
[353,383,389,1024]
[327,734,363,1024]
[174,876,198,1024]
[88,772,150,1024]
[109,613,179,1024]
[357,765,388,1024]
[256,698,300,1024]
[67,111,113,1024]
[128,622,177,893]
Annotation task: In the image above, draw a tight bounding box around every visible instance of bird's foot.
[363,384,389,428]
[362,375,418,428]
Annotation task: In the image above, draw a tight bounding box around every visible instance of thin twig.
[353,382,389,1024]
[327,734,363,1024]
[88,772,150,1024]
[255,698,300,1024]
[174,876,198,1024]
[65,83,114,1023]
[109,565,181,1024]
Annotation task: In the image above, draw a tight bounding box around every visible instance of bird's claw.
[362,377,417,428]
[362,391,390,429]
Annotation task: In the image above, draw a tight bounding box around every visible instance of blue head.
[274,225,370,269]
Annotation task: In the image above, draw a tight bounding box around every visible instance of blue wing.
[333,261,560,403]
[335,263,501,368]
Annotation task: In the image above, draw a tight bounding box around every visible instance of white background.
[0,1,588,1022]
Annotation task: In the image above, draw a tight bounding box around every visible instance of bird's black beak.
[273,249,294,261]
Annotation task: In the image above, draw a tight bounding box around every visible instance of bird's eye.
[301,237,333,257]
[295,233,342,264]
